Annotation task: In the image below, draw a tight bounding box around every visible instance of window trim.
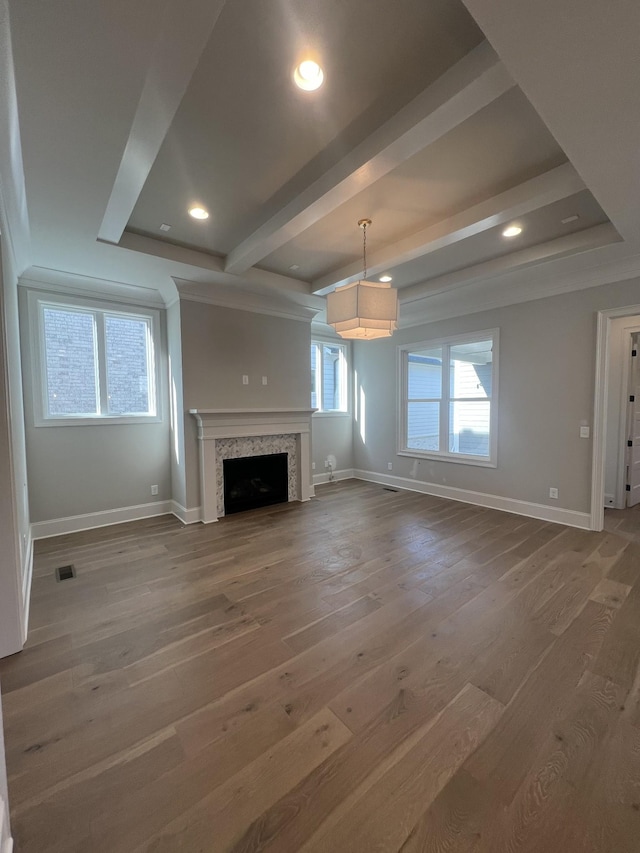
[311,337,350,416]
[397,328,499,468]
[28,290,162,427]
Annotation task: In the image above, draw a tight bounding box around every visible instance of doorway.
[592,305,640,530]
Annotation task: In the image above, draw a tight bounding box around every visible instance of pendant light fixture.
[326,219,398,340]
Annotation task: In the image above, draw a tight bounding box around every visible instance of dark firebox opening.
[223,452,288,515]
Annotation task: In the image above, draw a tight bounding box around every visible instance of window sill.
[397,449,497,468]
[34,414,162,428]
[312,411,351,419]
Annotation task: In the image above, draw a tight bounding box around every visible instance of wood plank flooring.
[1,480,640,851]
[604,502,640,543]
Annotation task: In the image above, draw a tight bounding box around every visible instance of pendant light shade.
[326,219,399,340]
[327,280,398,339]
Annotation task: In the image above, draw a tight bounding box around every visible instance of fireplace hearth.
[223,453,289,515]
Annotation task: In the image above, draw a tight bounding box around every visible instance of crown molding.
[398,246,640,328]
[18,266,166,308]
[176,279,319,324]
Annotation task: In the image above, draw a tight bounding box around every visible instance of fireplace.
[223,453,289,515]
[190,409,315,523]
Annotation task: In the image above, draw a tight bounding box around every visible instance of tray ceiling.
[6,0,635,318]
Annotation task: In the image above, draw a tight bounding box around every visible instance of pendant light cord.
[363,222,367,279]
[358,217,371,279]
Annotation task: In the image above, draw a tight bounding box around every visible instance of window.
[399,330,498,466]
[311,341,348,413]
[33,294,159,423]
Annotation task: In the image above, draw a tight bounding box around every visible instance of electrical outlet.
[387,462,393,470]
[549,487,559,499]
[324,460,328,468]
[151,485,159,496]
[312,462,316,470]
[579,426,590,438]
[242,375,249,385]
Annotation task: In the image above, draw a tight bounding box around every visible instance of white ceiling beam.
[312,162,585,294]
[116,231,319,307]
[461,0,640,245]
[400,222,621,304]
[97,0,228,245]
[224,40,515,275]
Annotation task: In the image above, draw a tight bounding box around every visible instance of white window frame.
[29,290,162,427]
[397,329,499,467]
[311,338,350,416]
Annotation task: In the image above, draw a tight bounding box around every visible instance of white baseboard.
[313,468,355,486]
[170,501,202,525]
[30,500,175,540]
[353,469,592,530]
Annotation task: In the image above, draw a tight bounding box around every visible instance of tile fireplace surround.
[189,409,315,522]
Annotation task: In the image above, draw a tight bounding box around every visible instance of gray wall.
[354,276,640,515]
[180,299,312,510]
[312,415,354,474]
[19,286,172,523]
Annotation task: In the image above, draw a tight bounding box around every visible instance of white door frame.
[615,325,640,508]
[591,303,640,530]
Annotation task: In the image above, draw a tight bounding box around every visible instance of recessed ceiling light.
[379,274,393,283]
[189,206,209,220]
[293,60,324,91]
[289,264,300,271]
[502,225,522,238]
[561,214,580,225]
[159,223,171,232]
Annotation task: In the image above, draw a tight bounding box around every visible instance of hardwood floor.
[1,480,640,852]
[604,502,640,543]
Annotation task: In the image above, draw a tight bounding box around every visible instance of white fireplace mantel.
[190,408,315,522]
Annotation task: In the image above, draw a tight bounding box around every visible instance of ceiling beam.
[116,231,320,309]
[461,0,640,245]
[97,0,228,245]
[311,162,585,294]
[224,40,515,276]
[400,222,621,304]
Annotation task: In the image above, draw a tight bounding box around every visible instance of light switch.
[262,376,268,385]
[580,426,590,439]
[242,375,249,385]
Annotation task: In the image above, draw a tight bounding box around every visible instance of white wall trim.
[21,528,33,643]
[591,303,640,531]
[170,501,202,525]
[177,289,316,324]
[19,267,165,308]
[353,469,592,530]
[399,249,640,329]
[31,501,174,540]
[313,468,355,486]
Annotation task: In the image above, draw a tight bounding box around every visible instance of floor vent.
[383,487,399,492]
[55,565,76,582]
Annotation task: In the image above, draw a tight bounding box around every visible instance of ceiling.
[3,0,639,324]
